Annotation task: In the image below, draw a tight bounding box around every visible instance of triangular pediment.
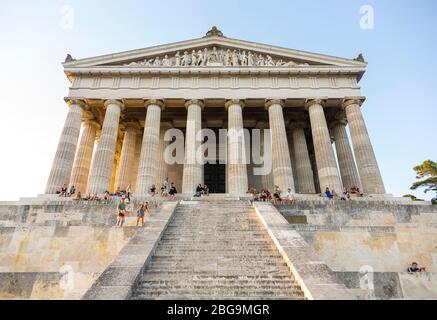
[63,28,366,69]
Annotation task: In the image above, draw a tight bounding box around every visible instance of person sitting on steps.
[408,262,426,273]
[283,188,294,205]
[59,184,68,197]
[195,184,204,197]
[325,187,334,205]
[273,186,282,204]
[169,182,178,200]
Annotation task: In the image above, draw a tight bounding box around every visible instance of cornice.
[63,35,366,69]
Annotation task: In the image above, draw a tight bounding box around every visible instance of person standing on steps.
[126,185,132,201]
[116,197,129,227]
[136,202,150,227]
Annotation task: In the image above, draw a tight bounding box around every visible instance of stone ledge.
[254,202,355,300]
[81,202,178,300]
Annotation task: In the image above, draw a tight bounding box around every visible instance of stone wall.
[336,272,437,300]
[0,200,144,299]
[276,200,437,299]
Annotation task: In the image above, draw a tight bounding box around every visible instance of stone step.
[130,200,305,300]
[135,289,304,296]
[132,291,305,300]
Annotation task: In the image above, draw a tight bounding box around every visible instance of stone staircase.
[131,200,305,300]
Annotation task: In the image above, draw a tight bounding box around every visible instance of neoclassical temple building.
[45,27,386,197]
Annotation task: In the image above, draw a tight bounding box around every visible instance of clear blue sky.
[0,0,436,200]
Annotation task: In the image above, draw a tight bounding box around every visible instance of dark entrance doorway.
[204,162,226,193]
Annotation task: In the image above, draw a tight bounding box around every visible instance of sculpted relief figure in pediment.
[123,46,309,68]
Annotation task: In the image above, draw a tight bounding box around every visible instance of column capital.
[104,99,125,111]
[64,98,89,111]
[341,96,366,109]
[265,99,285,110]
[145,99,165,110]
[305,98,327,110]
[185,99,205,110]
[225,99,245,110]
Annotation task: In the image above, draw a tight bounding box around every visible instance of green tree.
[410,160,437,204]
[402,194,424,202]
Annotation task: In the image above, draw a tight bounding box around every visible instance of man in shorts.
[116,197,129,227]
[136,202,150,227]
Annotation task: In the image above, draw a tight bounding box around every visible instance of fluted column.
[87,100,123,194]
[290,123,316,194]
[45,99,86,194]
[226,99,248,195]
[130,130,143,193]
[136,99,164,195]
[256,122,274,191]
[69,119,100,193]
[114,122,140,191]
[306,99,342,193]
[156,122,173,187]
[342,97,385,194]
[330,119,362,191]
[182,100,203,194]
[266,99,295,192]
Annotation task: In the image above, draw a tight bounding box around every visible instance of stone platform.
[0,196,436,300]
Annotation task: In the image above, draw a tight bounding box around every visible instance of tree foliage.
[410,160,437,195]
[402,194,425,202]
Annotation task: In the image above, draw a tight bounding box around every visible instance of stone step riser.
[131,201,304,300]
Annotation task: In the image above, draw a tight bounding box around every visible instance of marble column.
[130,130,143,193]
[114,122,140,191]
[306,99,342,193]
[287,131,299,191]
[330,119,362,191]
[136,99,164,195]
[182,100,203,194]
[156,122,173,187]
[342,97,385,194]
[226,99,248,195]
[256,122,274,191]
[87,100,123,194]
[266,99,295,193]
[45,99,86,194]
[69,119,100,194]
[290,122,316,194]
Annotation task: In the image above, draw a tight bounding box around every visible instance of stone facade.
[44,27,387,197]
